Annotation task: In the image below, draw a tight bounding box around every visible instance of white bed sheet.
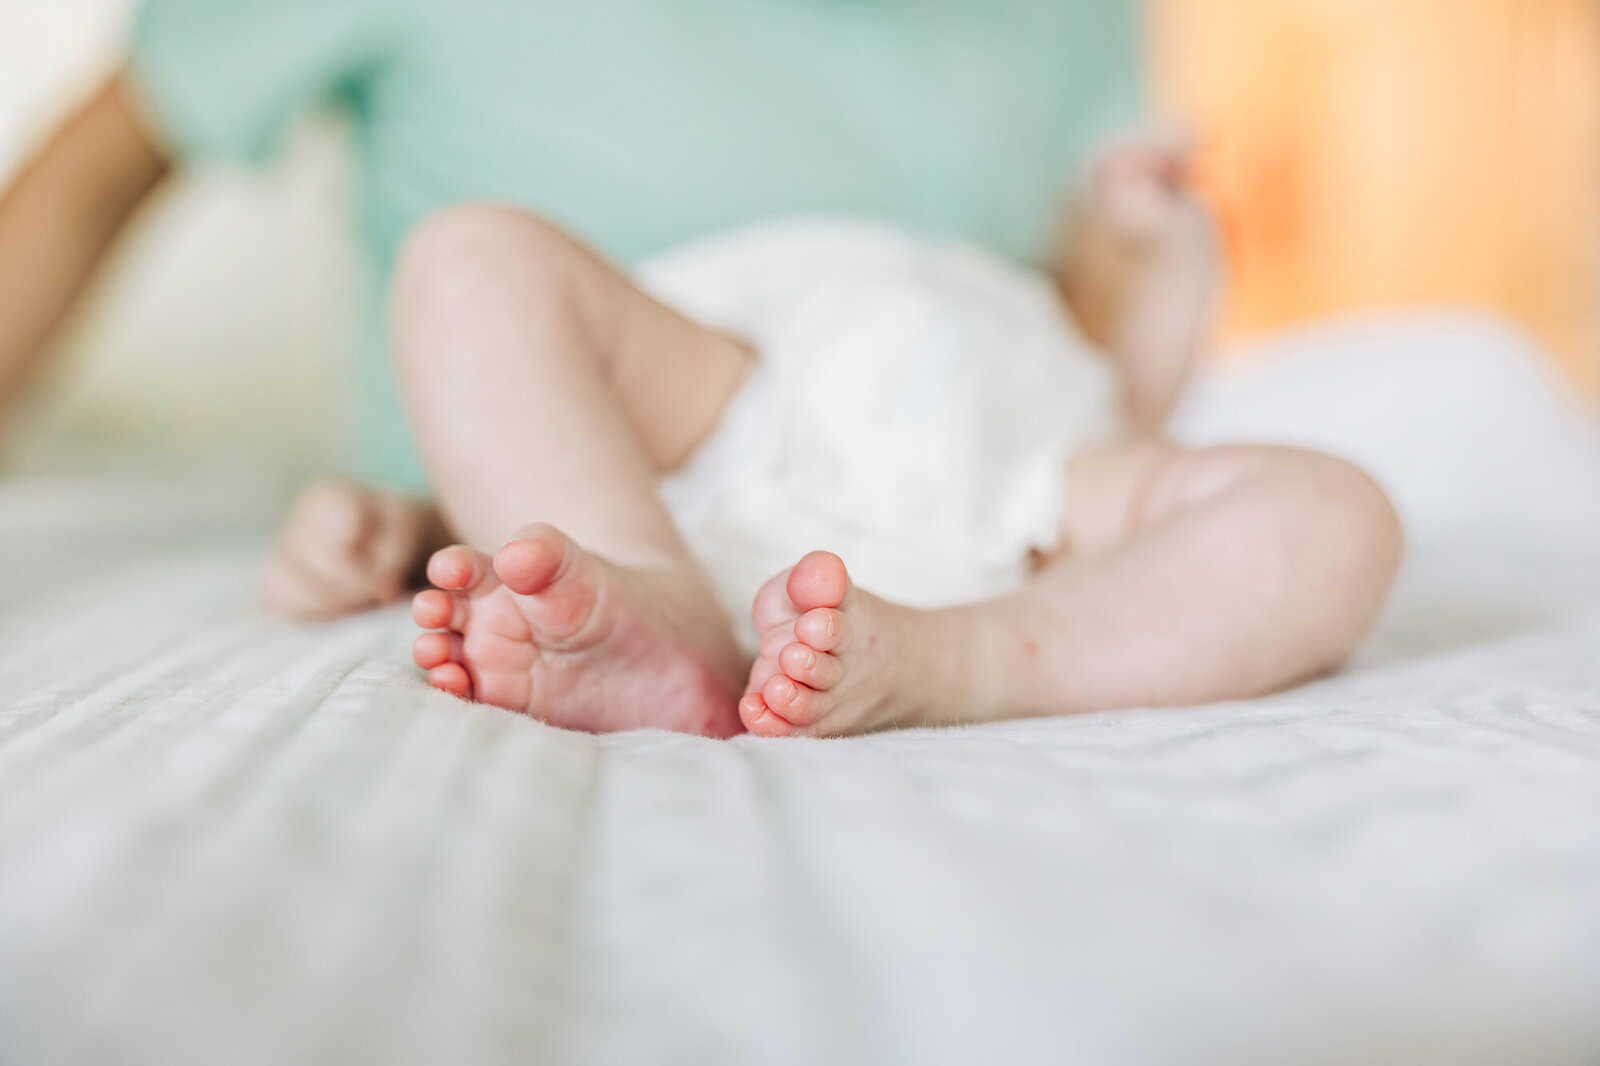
[3,316,1599,1066]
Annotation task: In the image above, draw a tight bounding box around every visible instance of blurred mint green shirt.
[130,0,1143,489]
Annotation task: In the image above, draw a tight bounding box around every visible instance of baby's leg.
[259,479,448,619]
[395,205,752,735]
[1057,132,1221,432]
[742,439,1402,736]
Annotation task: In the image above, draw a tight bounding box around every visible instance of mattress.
[3,316,1599,1066]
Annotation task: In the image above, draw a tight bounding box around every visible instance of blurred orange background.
[1153,0,1600,388]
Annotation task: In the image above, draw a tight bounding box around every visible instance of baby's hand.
[1056,129,1221,431]
[1074,129,1203,247]
[259,480,445,619]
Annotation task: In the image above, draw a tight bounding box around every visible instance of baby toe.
[794,607,846,653]
[428,662,473,699]
[739,692,797,738]
[761,674,831,727]
[779,641,843,691]
[412,630,461,670]
[493,525,570,596]
[426,545,495,592]
[412,588,467,631]
[785,551,850,612]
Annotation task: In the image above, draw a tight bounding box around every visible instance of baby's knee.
[1143,445,1403,579]
[400,201,574,267]
[1300,453,1402,565]
[1252,451,1405,607]
[391,203,588,344]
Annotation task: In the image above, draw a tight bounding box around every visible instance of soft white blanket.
[3,316,1598,1066]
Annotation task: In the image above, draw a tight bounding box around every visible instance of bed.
[3,316,1599,1066]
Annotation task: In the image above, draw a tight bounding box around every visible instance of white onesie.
[644,219,1118,650]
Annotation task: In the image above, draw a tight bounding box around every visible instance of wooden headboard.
[1152,0,1600,388]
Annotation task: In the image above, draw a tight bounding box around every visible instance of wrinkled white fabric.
[4,317,1600,1066]
[646,220,1116,645]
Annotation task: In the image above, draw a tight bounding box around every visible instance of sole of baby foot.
[739,550,971,738]
[412,524,746,738]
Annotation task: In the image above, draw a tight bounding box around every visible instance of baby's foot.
[411,524,745,737]
[260,479,448,619]
[740,552,972,738]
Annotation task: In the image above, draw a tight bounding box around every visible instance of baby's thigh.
[1059,435,1382,555]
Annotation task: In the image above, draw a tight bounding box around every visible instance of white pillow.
[1175,313,1600,553]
